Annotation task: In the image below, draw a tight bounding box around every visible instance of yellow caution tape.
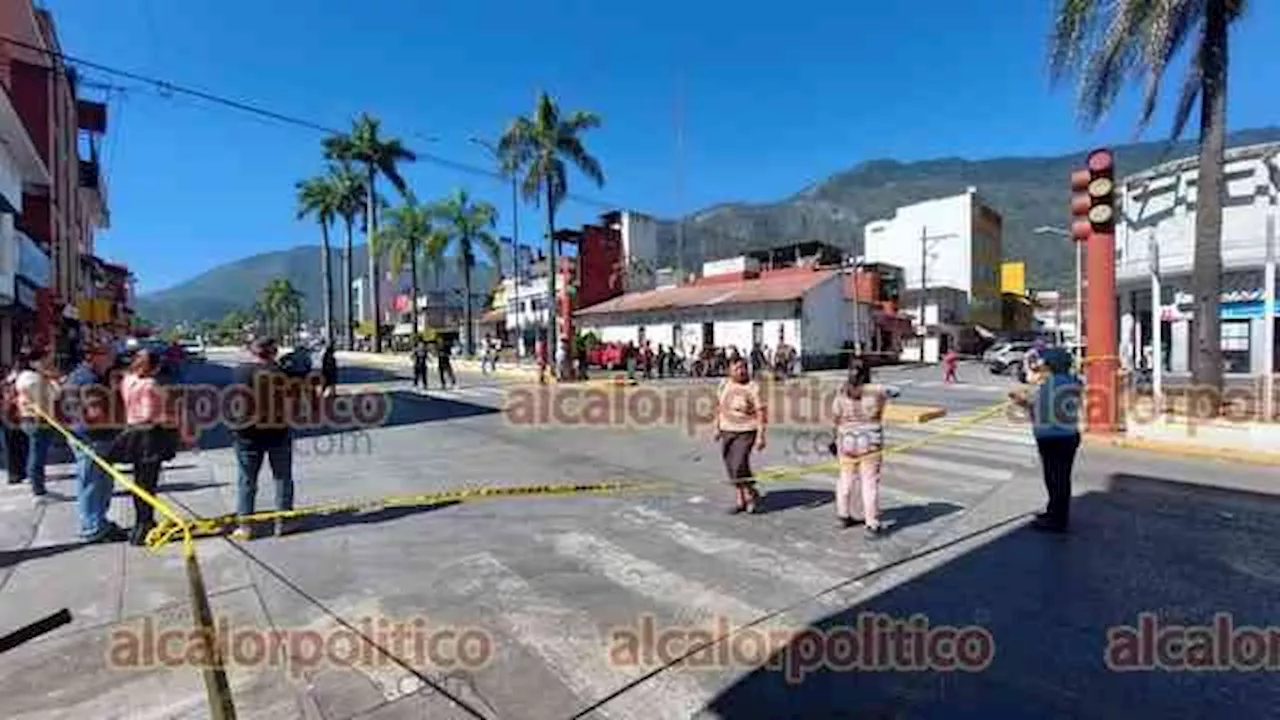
[149,479,666,545]
[750,399,1015,485]
[30,406,196,557]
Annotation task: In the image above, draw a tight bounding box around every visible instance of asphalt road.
[2,353,1278,719]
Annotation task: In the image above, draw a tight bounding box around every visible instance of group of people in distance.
[710,345,1083,537]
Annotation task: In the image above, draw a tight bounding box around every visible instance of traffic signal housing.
[1070,148,1116,240]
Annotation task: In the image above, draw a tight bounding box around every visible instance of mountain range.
[136,126,1280,328]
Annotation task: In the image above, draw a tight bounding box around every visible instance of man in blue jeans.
[229,337,295,541]
[63,344,128,543]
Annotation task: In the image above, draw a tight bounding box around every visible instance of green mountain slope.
[138,127,1280,326]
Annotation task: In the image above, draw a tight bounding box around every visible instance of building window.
[1220,320,1251,373]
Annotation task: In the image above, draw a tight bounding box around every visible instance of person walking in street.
[320,342,339,398]
[942,349,959,384]
[437,339,457,389]
[714,357,767,514]
[15,347,60,504]
[115,348,195,545]
[1009,347,1082,533]
[61,343,128,542]
[229,337,296,541]
[535,334,548,385]
[830,358,895,536]
[3,362,28,486]
[411,340,430,390]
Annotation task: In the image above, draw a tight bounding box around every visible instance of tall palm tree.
[423,230,450,291]
[330,162,367,351]
[378,202,444,337]
[432,188,502,355]
[259,278,305,345]
[1050,0,1247,398]
[497,92,605,369]
[295,174,340,344]
[322,113,417,353]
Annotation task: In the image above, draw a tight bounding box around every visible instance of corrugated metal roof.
[575,269,837,316]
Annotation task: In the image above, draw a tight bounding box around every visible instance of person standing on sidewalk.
[60,343,129,542]
[830,359,895,537]
[535,333,548,385]
[411,340,430,390]
[115,348,195,545]
[1009,347,1081,533]
[15,347,60,504]
[3,362,28,486]
[714,357,767,514]
[230,337,296,541]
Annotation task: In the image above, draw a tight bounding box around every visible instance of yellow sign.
[1000,261,1026,296]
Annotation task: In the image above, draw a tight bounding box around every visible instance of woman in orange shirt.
[714,357,767,513]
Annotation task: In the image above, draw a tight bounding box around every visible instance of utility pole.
[1149,233,1163,408]
[1264,208,1276,421]
[916,227,956,362]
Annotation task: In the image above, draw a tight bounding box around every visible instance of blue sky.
[42,0,1280,294]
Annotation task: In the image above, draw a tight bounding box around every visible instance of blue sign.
[16,232,49,288]
[1220,301,1267,320]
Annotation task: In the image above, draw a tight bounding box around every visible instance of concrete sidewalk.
[1092,414,1280,465]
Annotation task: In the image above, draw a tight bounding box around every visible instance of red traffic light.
[1087,148,1114,173]
[1069,147,1116,238]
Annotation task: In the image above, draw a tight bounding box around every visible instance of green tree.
[259,278,304,345]
[1049,0,1248,398]
[323,113,417,353]
[295,172,341,344]
[378,201,447,337]
[432,188,502,355]
[329,162,367,351]
[497,92,604,361]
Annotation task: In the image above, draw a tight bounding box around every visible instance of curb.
[1086,435,1280,466]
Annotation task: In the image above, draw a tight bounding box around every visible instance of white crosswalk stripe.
[422,413,1051,717]
[440,553,713,720]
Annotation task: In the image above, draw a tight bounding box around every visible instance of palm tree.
[322,113,417,353]
[330,162,367,351]
[378,202,445,338]
[432,188,502,355]
[1049,0,1247,398]
[259,278,305,345]
[295,174,340,344]
[497,92,604,370]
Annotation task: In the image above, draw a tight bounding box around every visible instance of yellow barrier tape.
[751,399,1014,484]
[149,479,665,545]
[30,406,195,557]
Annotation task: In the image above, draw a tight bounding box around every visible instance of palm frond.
[555,135,605,187]
[1169,38,1205,144]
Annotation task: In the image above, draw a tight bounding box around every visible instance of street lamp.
[470,136,523,359]
[843,254,865,358]
[1035,225,1082,347]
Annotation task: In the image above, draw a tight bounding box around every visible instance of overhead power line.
[0,33,826,256]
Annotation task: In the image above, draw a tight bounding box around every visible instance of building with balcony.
[0,2,110,367]
[1115,141,1280,376]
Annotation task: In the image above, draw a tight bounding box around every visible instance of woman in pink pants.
[830,359,892,536]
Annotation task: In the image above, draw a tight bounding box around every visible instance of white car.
[179,340,206,362]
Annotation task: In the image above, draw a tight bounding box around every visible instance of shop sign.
[1174,288,1272,306]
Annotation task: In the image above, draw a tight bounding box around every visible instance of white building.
[575,254,871,368]
[863,188,1004,331]
[1115,141,1279,375]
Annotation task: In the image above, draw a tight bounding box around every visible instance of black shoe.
[864,523,883,538]
[86,523,128,544]
[727,505,746,515]
[838,516,858,529]
[1031,516,1068,533]
[129,523,155,546]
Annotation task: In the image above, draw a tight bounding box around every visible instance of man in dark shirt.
[62,343,127,543]
[229,337,295,540]
[411,340,429,390]
[436,339,456,389]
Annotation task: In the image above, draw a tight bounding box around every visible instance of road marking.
[617,506,854,600]
[441,554,711,720]
[553,532,768,627]
[905,441,1038,467]
[794,473,958,510]
[883,453,1013,487]
[928,426,1037,447]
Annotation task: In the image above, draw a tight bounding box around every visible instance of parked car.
[987,342,1035,381]
[179,339,206,362]
[587,342,626,370]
